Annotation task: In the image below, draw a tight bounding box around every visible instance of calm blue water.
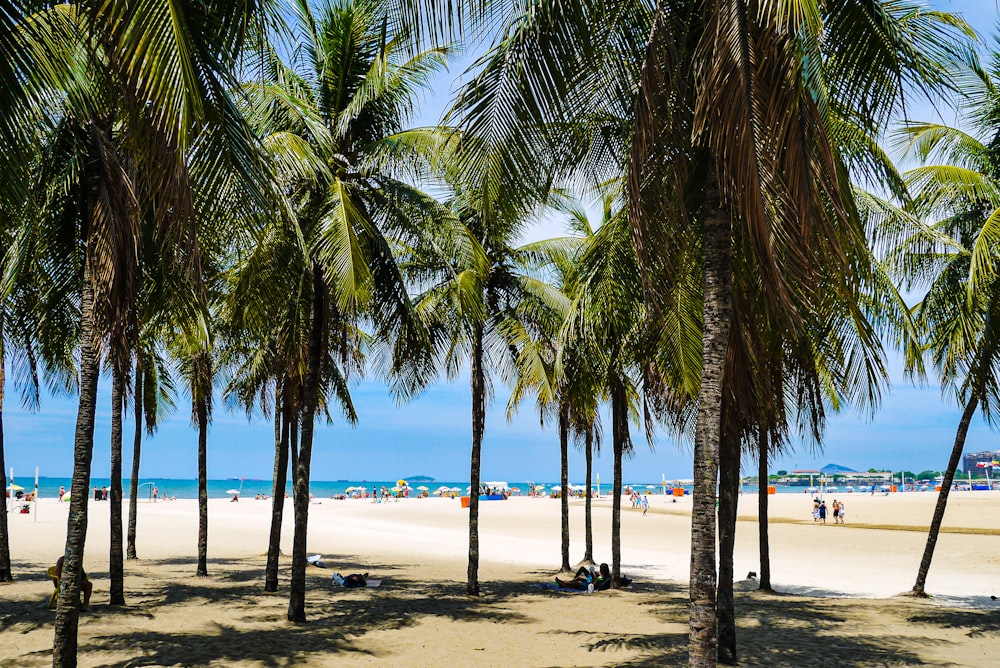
[8,477,608,500]
[7,477,921,500]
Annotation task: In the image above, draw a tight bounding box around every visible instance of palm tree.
[3,0,275,659]
[892,57,1000,594]
[236,0,457,619]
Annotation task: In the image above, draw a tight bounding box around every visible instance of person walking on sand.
[818,500,827,524]
[152,486,158,501]
[641,495,649,515]
[837,501,846,524]
[831,499,840,523]
[812,498,821,522]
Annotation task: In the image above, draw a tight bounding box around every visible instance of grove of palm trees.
[3,0,1000,666]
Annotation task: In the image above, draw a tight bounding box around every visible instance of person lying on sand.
[555,563,611,591]
[333,572,368,587]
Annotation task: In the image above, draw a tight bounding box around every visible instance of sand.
[2,490,999,666]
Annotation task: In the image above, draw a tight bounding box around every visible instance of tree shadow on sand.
[555,591,939,668]
[906,607,1000,638]
[76,558,535,667]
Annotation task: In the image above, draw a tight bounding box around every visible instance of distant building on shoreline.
[962,450,1000,474]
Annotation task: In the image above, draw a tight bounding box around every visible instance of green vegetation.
[0,0,991,666]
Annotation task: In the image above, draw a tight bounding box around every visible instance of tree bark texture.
[757,430,772,591]
[287,263,324,621]
[911,396,978,595]
[583,423,594,563]
[611,378,626,585]
[0,313,11,582]
[53,264,100,668]
[559,402,570,572]
[466,324,485,596]
[689,162,733,668]
[126,366,143,560]
[265,386,290,592]
[109,368,125,604]
[716,429,740,665]
[196,395,209,577]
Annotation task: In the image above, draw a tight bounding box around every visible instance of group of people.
[811,498,846,524]
[629,492,650,514]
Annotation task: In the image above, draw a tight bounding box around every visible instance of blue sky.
[4,0,1000,484]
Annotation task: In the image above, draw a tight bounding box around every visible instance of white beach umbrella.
[417,486,429,491]
[226,489,241,495]
[552,485,562,492]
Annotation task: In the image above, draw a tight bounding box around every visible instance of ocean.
[4,477,892,500]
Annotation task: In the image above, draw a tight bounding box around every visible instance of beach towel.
[533,582,588,593]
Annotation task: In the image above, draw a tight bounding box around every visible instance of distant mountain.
[821,463,855,474]
[405,475,435,482]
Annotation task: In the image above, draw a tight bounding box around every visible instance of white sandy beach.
[2,490,999,666]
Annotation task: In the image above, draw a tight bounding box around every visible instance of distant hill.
[405,475,435,482]
[821,463,855,474]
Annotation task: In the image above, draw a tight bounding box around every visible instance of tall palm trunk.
[757,429,772,591]
[911,395,978,595]
[265,385,290,592]
[0,314,11,582]
[108,368,125,604]
[689,164,733,668]
[559,402,570,572]
[288,264,324,621]
[53,262,100,667]
[583,423,594,563]
[196,393,209,577]
[716,429,740,665]
[610,377,626,586]
[126,365,143,559]
[466,323,485,596]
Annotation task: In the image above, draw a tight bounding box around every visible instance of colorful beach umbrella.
[397,479,407,487]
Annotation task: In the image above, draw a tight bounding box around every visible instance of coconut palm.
[892,54,1000,595]
[234,0,458,619]
[3,0,276,659]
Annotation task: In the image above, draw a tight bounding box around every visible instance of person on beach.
[55,556,93,611]
[93,486,100,501]
[812,498,820,521]
[832,499,840,523]
[641,495,649,515]
[818,500,827,524]
[231,493,239,502]
[556,563,611,591]
[152,486,158,501]
[58,486,65,501]
[837,501,846,524]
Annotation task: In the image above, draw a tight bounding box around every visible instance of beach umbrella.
[552,485,562,492]
[397,479,407,487]
[646,485,655,489]
[62,491,72,501]
[417,486,429,491]
[391,486,402,492]
[226,489,241,495]
[8,483,23,491]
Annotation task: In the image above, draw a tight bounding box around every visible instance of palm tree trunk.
[559,402,570,572]
[0,314,12,583]
[716,428,740,665]
[911,395,978,595]
[108,368,125,604]
[288,264,324,622]
[467,323,485,596]
[53,261,100,667]
[265,384,290,592]
[689,162,733,668]
[611,377,626,586]
[583,422,594,563]
[126,364,143,560]
[757,429,772,591]
[196,394,208,577]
